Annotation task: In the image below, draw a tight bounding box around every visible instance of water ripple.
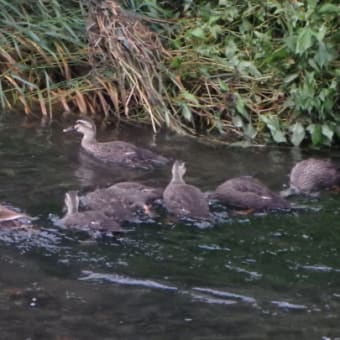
[271,300,307,310]
[79,270,178,291]
[192,287,256,304]
[190,293,237,305]
[301,264,340,273]
[225,263,262,281]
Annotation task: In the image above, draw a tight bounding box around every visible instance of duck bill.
[63,126,76,133]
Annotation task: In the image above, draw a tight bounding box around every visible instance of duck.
[80,181,162,215]
[281,158,340,197]
[60,191,125,233]
[0,204,33,228]
[213,176,290,211]
[63,117,168,170]
[163,161,210,220]
[0,205,27,223]
[79,186,135,221]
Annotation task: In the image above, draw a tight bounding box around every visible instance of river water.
[1,113,340,339]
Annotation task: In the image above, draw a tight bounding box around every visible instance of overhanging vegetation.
[0,0,339,146]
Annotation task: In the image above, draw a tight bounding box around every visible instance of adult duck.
[281,158,340,197]
[213,176,290,211]
[63,118,168,170]
[61,191,125,233]
[163,161,210,220]
[0,204,32,228]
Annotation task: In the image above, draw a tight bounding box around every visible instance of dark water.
[1,113,340,340]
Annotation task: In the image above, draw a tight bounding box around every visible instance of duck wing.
[108,181,163,207]
[89,141,167,169]
[79,190,131,222]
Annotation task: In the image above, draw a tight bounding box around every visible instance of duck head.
[63,118,97,142]
[171,160,186,184]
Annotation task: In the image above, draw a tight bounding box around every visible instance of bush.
[0,0,339,146]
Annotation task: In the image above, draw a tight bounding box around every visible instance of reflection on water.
[1,113,340,339]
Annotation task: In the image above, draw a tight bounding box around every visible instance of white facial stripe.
[76,120,93,129]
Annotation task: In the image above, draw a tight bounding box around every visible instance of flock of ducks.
[1,117,340,235]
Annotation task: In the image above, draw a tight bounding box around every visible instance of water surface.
[1,113,340,339]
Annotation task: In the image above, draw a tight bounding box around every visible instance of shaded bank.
[0,0,339,146]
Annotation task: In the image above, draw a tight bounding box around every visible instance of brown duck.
[163,161,210,220]
[80,181,162,215]
[63,118,168,170]
[214,176,290,211]
[281,158,340,197]
[61,191,125,233]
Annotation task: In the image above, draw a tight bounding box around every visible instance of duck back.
[82,140,168,170]
[79,190,131,222]
[289,158,340,194]
[215,176,290,210]
[163,183,210,219]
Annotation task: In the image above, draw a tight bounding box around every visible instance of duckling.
[281,158,340,197]
[214,176,290,211]
[61,191,125,233]
[163,161,210,220]
[63,118,168,170]
[80,181,162,215]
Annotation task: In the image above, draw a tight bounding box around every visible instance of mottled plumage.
[282,158,340,196]
[215,176,290,210]
[163,161,210,220]
[63,118,168,170]
[79,189,131,221]
[92,181,161,207]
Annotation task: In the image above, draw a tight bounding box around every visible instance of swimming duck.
[0,205,27,223]
[79,186,134,221]
[61,191,125,233]
[0,205,33,228]
[163,161,210,220]
[213,176,290,211]
[80,181,162,214]
[63,118,168,170]
[281,158,340,197]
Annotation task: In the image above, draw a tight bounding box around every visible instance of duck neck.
[171,170,185,184]
[65,192,79,215]
[81,130,97,146]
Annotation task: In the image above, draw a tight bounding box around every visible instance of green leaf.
[307,124,322,145]
[243,123,257,139]
[284,73,299,84]
[180,104,193,122]
[218,80,229,92]
[260,115,287,143]
[232,115,244,128]
[180,91,199,105]
[296,28,313,55]
[322,124,334,142]
[318,4,340,15]
[234,94,249,120]
[289,122,305,146]
[272,130,287,143]
[190,27,205,39]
